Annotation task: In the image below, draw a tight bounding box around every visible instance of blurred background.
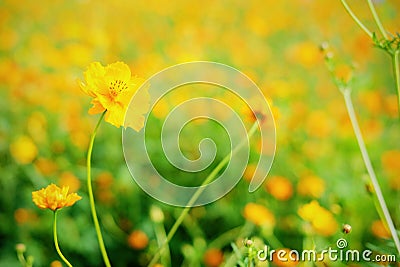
[0,0,399,266]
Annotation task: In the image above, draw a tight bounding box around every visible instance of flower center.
[109,80,128,97]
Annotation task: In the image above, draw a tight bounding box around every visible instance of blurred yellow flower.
[32,184,82,211]
[298,200,338,236]
[80,61,149,130]
[297,175,325,198]
[286,41,321,68]
[265,175,293,201]
[243,203,275,228]
[10,136,38,164]
[305,110,331,139]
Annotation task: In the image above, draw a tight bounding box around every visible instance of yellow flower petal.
[88,98,106,115]
[81,62,107,97]
[104,61,131,84]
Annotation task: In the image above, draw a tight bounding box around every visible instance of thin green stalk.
[303,234,315,267]
[265,233,284,250]
[16,251,26,267]
[154,221,171,267]
[87,111,111,267]
[342,89,400,255]
[208,222,253,249]
[16,247,32,267]
[53,211,73,267]
[340,0,373,38]
[148,122,259,267]
[366,0,388,40]
[393,50,400,118]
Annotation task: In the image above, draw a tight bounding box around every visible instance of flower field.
[1,0,399,266]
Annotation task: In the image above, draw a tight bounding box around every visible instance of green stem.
[208,222,253,249]
[87,111,111,267]
[303,234,315,267]
[265,233,284,250]
[366,0,388,40]
[342,89,400,255]
[148,122,259,267]
[53,210,73,267]
[340,0,373,38]
[393,50,400,118]
[154,221,171,267]
[16,251,27,267]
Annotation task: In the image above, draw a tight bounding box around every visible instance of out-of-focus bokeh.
[1,0,399,266]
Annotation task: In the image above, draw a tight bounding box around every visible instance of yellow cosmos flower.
[32,184,82,211]
[80,61,149,130]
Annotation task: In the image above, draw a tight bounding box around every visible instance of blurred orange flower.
[80,61,149,130]
[272,248,299,267]
[127,230,149,250]
[243,164,257,182]
[59,172,81,192]
[298,200,338,236]
[34,157,58,176]
[381,150,400,189]
[14,208,37,224]
[371,220,391,239]
[32,184,81,211]
[203,248,224,267]
[243,203,275,228]
[265,175,293,201]
[334,64,353,83]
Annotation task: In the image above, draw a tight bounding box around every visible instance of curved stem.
[16,250,27,267]
[392,50,400,118]
[342,90,400,255]
[53,210,73,267]
[340,0,373,38]
[148,122,259,266]
[367,0,388,40]
[87,111,111,267]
